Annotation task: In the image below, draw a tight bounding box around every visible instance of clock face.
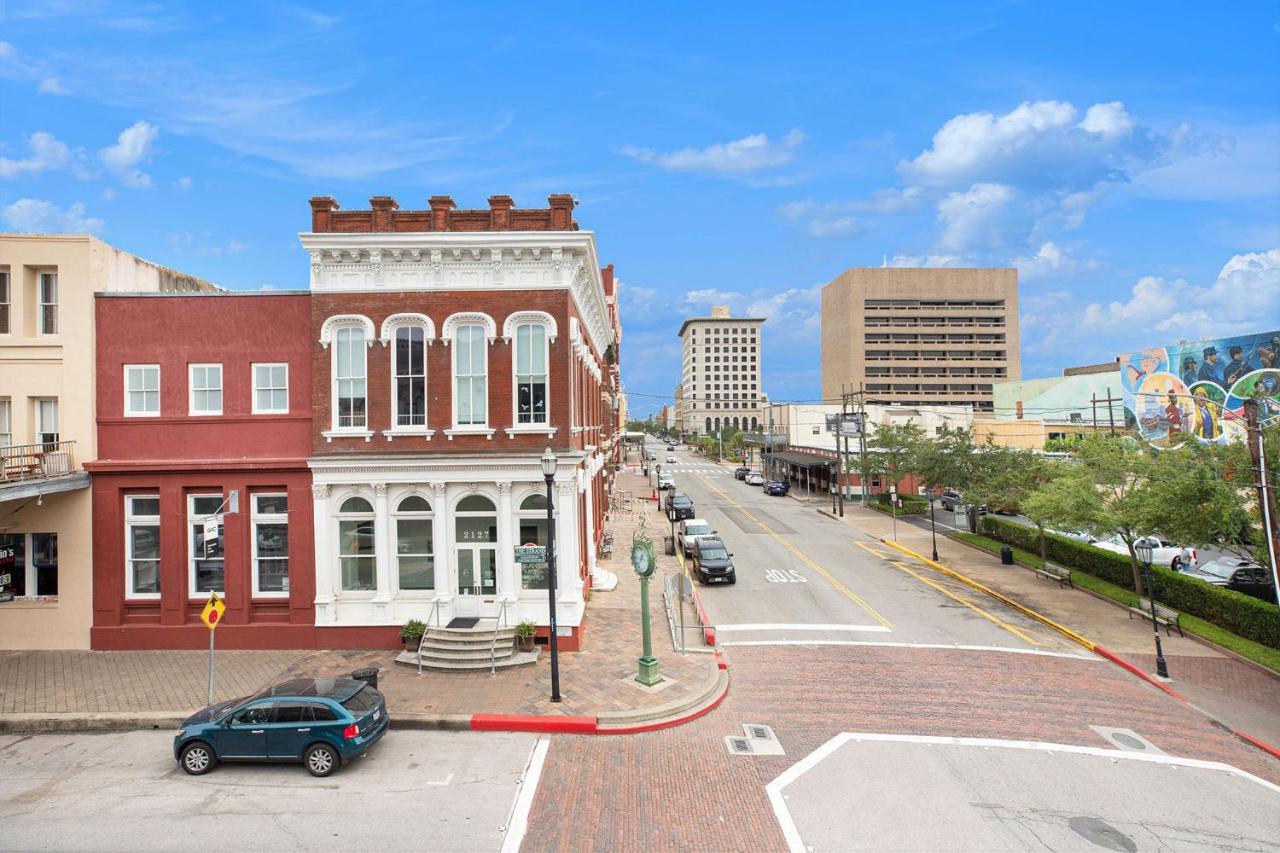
[631,543,654,577]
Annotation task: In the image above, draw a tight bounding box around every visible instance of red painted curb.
[690,586,716,646]
[1092,644,1189,702]
[470,713,598,734]
[598,677,730,736]
[714,650,728,670]
[1229,728,1280,761]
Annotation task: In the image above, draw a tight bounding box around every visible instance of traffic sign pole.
[200,592,225,705]
[208,627,215,705]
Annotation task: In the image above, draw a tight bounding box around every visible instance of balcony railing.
[1,440,78,484]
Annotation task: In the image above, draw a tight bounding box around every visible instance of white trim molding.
[505,426,558,439]
[323,429,374,443]
[441,311,498,346]
[444,427,496,440]
[502,310,558,344]
[379,312,436,346]
[319,314,376,349]
[382,428,436,441]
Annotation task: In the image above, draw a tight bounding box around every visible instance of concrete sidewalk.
[0,470,722,733]
[836,504,1280,751]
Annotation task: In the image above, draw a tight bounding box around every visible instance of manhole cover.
[1068,816,1136,852]
[1110,733,1146,751]
[1089,726,1165,755]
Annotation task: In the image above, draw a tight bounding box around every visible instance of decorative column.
[311,483,334,624]
[583,470,597,577]
[371,483,392,621]
[430,482,451,620]
[555,479,581,607]
[496,481,514,609]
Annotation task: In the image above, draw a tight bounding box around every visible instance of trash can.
[1000,546,1014,566]
[664,535,675,556]
[349,667,380,690]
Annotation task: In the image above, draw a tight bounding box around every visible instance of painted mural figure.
[1197,346,1223,385]
[1190,387,1221,441]
[1223,345,1254,386]
[1164,391,1183,435]
[1180,356,1198,388]
[1260,339,1280,369]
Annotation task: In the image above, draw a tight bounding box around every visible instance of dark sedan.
[664,492,695,520]
[174,677,389,777]
[1184,557,1277,603]
[764,480,789,496]
[733,466,751,480]
[691,536,736,584]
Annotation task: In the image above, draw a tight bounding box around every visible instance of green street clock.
[631,541,656,578]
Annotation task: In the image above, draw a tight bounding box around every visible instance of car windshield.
[673,497,692,507]
[686,524,712,535]
[700,546,728,560]
[1197,561,1237,579]
[341,686,379,715]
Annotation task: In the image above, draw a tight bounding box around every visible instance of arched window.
[514,323,549,425]
[455,495,497,596]
[337,496,375,591]
[705,417,712,433]
[751,417,759,430]
[454,326,488,426]
[394,327,426,427]
[516,493,552,590]
[394,495,433,591]
[714,417,721,432]
[335,327,367,429]
[733,417,741,430]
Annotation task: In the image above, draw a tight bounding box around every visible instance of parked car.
[645,451,656,461]
[657,472,674,490]
[733,466,751,480]
[665,492,695,520]
[666,444,675,451]
[666,455,676,463]
[764,480,790,496]
[744,471,765,486]
[1092,535,1196,571]
[1047,527,1096,543]
[691,536,736,584]
[939,489,963,511]
[174,677,389,778]
[1183,557,1276,602]
[677,519,717,556]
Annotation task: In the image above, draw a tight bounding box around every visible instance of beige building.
[672,383,684,433]
[972,417,1110,449]
[0,234,216,649]
[677,306,765,436]
[821,267,1021,413]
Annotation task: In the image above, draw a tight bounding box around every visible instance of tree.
[1020,468,1096,569]
[865,422,926,492]
[913,426,980,493]
[1144,441,1259,563]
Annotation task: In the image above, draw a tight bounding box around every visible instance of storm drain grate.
[726,737,754,755]
[740,723,785,755]
[1089,726,1166,755]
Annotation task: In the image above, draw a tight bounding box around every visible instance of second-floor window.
[252,363,289,414]
[125,365,160,417]
[335,327,367,429]
[0,270,9,334]
[0,399,10,447]
[514,323,548,425]
[454,325,487,426]
[37,399,58,445]
[38,272,57,335]
[394,327,426,427]
[189,364,222,415]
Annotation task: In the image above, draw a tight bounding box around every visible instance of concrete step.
[418,638,516,653]
[393,648,540,671]
[425,626,517,640]
[417,647,517,663]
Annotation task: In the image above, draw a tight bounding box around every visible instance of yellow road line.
[853,542,1042,646]
[695,474,893,629]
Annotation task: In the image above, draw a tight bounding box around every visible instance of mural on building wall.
[1120,330,1280,449]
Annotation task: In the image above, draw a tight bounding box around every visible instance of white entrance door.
[455,546,497,618]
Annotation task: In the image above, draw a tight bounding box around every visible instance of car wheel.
[1171,558,1183,572]
[727,573,737,584]
[180,741,217,776]
[305,743,339,777]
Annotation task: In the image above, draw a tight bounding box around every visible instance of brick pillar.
[428,195,456,231]
[548,194,575,230]
[309,196,339,232]
[369,196,399,231]
[488,195,513,230]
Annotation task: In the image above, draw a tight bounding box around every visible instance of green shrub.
[980,517,1280,649]
[872,493,928,515]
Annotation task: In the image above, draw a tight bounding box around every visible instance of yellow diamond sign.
[200,593,226,630]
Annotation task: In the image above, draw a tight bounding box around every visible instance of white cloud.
[1011,241,1100,281]
[807,217,860,237]
[168,231,249,256]
[38,77,68,95]
[777,189,922,238]
[936,182,1015,250]
[1132,123,1280,201]
[0,41,13,59]
[173,175,192,190]
[744,284,822,344]
[0,131,73,178]
[885,253,965,268]
[683,288,743,307]
[622,129,804,174]
[99,120,159,187]
[2,199,103,233]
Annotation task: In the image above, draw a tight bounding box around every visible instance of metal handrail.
[489,599,512,674]
[0,440,77,483]
[417,600,442,675]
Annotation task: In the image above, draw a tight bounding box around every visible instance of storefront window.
[188,494,225,595]
[395,495,433,591]
[517,493,550,590]
[338,496,375,591]
[0,534,25,599]
[252,493,289,595]
[32,533,57,597]
[126,495,161,597]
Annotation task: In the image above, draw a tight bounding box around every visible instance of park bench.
[1128,597,1184,637]
[1034,563,1073,588]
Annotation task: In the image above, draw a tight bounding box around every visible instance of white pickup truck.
[1091,535,1196,571]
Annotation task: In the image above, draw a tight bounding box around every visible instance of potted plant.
[401,619,426,652]
[515,620,538,652]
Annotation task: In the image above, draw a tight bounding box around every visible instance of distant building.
[972,361,1125,448]
[821,267,1021,413]
[0,234,218,650]
[678,305,765,436]
[672,383,684,434]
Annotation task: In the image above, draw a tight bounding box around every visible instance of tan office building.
[0,234,216,649]
[821,267,1020,412]
[677,306,765,436]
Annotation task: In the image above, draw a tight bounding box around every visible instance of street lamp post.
[540,448,562,702]
[927,490,940,562]
[1134,542,1170,679]
[830,462,838,514]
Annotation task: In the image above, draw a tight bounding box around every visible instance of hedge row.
[980,517,1280,649]
[873,493,928,516]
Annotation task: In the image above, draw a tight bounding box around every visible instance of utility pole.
[1106,386,1116,435]
[837,384,846,517]
[1092,393,1098,432]
[1244,399,1280,597]
[858,383,869,507]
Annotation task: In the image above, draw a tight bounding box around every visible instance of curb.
[597,668,730,735]
[879,538,1280,765]
[0,712,186,734]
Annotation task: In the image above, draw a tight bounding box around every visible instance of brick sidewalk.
[840,505,1280,748]
[0,470,717,723]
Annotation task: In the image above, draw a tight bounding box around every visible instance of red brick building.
[89,293,316,649]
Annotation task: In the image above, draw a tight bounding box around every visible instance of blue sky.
[2,2,1278,413]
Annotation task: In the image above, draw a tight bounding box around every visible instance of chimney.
[309,196,339,232]
[369,196,399,231]
[601,263,615,297]
[488,195,514,230]
[547,193,575,230]
[428,195,456,231]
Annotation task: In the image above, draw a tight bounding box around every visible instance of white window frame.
[515,491,554,595]
[125,494,162,600]
[336,494,377,593]
[251,362,289,415]
[124,364,161,417]
[0,398,10,447]
[251,492,290,597]
[393,494,434,594]
[513,323,550,428]
[187,493,225,598]
[188,363,223,416]
[37,272,57,336]
[333,327,369,432]
[36,398,58,445]
[453,325,489,428]
[0,269,10,335]
[392,326,428,429]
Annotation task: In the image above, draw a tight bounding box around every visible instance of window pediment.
[502,311,557,343]
[319,314,375,349]
[379,313,436,347]
[441,312,497,346]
